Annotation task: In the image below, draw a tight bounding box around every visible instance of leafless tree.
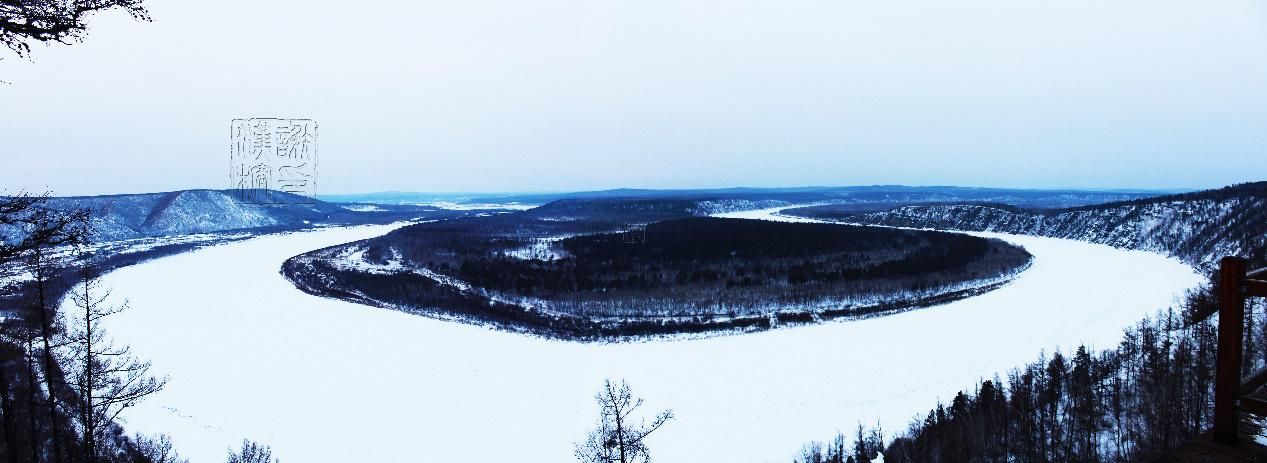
[62,248,166,463]
[0,193,90,462]
[13,197,90,463]
[0,0,150,58]
[21,327,41,463]
[575,379,673,463]
[227,439,279,463]
[135,433,186,463]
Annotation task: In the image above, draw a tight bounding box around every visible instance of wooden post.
[1215,256,1247,444]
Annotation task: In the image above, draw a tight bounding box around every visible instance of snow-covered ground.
[503,235,572,261]
[82,209,1203,463]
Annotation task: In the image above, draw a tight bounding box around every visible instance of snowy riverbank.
[82,210,1202,462]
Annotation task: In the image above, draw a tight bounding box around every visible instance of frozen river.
[84,208,1203,462]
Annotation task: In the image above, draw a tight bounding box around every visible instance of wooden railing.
[1213,256,1267,444]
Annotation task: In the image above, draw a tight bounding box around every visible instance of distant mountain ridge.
[325,186,1175,210]
[788,182,1267,272]
[9,189,464,242]
[7,185,1185,245]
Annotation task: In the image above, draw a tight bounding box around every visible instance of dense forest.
[797,289,1228,463]
[456,218,1030,318]
[285,214,1031,339]
[793,182,1267,463]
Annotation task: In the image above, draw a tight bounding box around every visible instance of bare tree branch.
[575,379,673,463]
[0,0,149,58]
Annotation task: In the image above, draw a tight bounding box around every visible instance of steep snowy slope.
[789,182,1267,271]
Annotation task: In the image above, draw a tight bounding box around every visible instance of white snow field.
[82,210,1203,463]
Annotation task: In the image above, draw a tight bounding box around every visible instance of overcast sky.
[1,0,1265,196]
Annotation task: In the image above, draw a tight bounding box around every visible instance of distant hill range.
[324,186,1173,213]
[787,182,1267,272]
[8,189,481,243]
[6,185,1185,244]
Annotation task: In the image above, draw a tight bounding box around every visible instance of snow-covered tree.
[63,251,166,463]
[575,379,673,463]
[227,439,279,463]
[135,433,186,463]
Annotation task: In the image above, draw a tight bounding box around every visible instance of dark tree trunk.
[24,339,39,463]
[0,361,18,463]
[33,250,61,463]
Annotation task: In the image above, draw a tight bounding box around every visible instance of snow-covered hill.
[9,189,466,243]
[789,182,1267,272]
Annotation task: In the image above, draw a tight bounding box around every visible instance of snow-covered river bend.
[84,208,1202,462]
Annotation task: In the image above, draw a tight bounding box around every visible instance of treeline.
[361,198,701,270]
[458,218,1018,291]
[798,283,1227,463]
[456,218,1030,318]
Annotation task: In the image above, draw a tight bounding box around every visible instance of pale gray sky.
[1,0,1265,196]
